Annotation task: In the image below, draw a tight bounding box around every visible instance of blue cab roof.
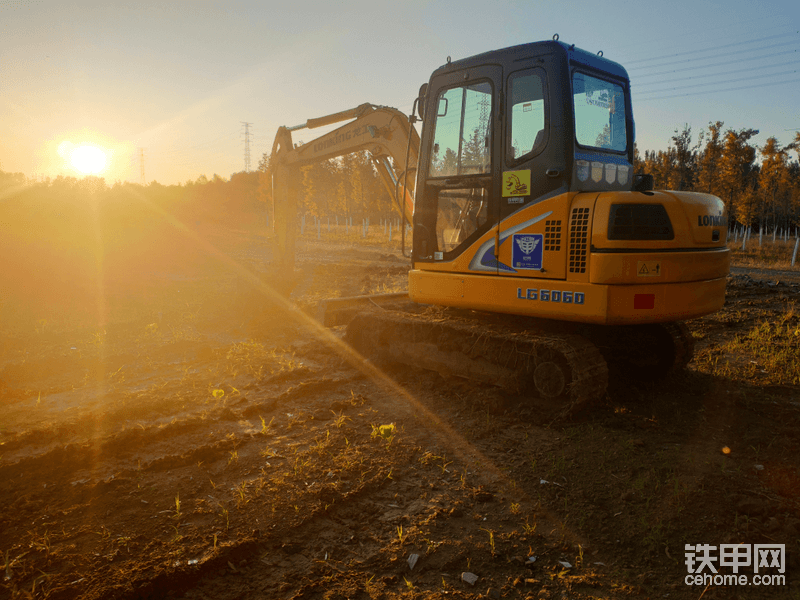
[432,40,629,83]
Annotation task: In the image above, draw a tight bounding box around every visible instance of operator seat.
[532,129,544,154]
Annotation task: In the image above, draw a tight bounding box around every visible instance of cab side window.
[508,70,546,163]
[572,72,627,152]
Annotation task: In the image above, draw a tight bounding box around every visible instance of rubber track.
[345,305,608,419]
[582,321,695,381]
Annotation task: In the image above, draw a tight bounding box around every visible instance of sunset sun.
[71,145,108,174]
[58,141,110,175]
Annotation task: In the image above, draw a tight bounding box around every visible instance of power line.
[625,32,798,66]
[602,15,786,53]
[629,42,799,74]
[241,122,252,172]
[636,76,800,102]
[634,48,798,79]
[637,68,798,96]
[634,60,799,88]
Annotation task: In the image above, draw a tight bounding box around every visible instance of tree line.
[0,168,264,225]
[3,122,799,234]
[257,150,399,222]
[262,122,800,232]
[636,124,800,232]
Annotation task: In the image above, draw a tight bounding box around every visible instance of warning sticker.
[503,170,531,197]
[637,261,661,277]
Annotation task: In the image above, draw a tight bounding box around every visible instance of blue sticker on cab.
[512,233,543,270]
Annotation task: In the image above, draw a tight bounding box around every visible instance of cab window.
[508,70,546,162]
[572,72,627,152]
[428,81,492,177]
[435,186,489,253]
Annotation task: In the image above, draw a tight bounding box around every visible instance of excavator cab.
[412,40,634,267]
[408,39,728,327]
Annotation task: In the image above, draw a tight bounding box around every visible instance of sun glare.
[58,141,110,175]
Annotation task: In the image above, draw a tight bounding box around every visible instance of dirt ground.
[1,228,799,600]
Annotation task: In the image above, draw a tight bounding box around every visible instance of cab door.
[495,58,569,280]
[412,65,502,271]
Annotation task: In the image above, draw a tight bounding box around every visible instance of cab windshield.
[572,72,627,153]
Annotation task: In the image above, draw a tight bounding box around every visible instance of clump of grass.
[168,322,201,343]
[217,504,230,531]
[225,341,299,380]
[234,481,247,507]
[481,528,496,555]
[371,423,395,445]
[331,410,349,428]
[522,517,536,534]
[259,415,274,435]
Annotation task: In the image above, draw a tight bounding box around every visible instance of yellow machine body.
[409,190,729,325]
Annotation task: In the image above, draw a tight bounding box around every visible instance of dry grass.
[695,304,800,385]
[725,307,800,385]
[296,222,411,250]
[728,237,800,270]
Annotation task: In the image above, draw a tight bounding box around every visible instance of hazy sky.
[1,0,798,184]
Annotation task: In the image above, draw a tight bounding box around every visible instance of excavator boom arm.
[270,104,419,280]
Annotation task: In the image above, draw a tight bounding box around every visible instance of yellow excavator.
[269,37,729,416]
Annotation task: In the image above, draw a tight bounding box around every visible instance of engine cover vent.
[544,220,561,251]
[569,207,589,273]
